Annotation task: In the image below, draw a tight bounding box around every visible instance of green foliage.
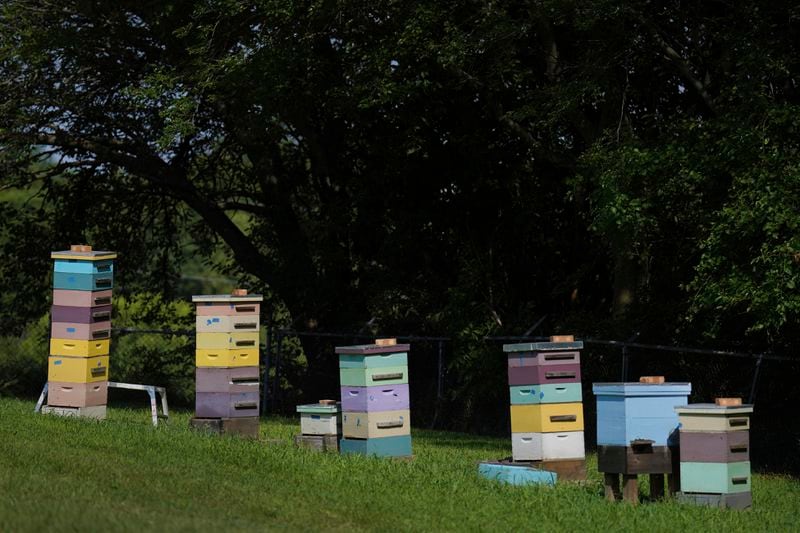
[111,293,195,405]
[0,315,48,397]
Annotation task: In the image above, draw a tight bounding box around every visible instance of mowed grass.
[0,398,798,532]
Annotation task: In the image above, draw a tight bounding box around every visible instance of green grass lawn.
[0,397,797,532]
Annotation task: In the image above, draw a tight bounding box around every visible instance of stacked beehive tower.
[294,400,342,452]
[593,377,691,503]
[502,335,586,481]
[45,244,116,419]
[191,289,263,438]
[675,398,754,509]
[335,339,412,457]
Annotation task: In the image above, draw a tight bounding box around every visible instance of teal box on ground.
[53,271,113,291]
[509,383,583,405]
[680,461,751,494]
[339,365,408,387]
[54,259,114,275]
[338,352,408,369]
[478,462,557,486]
[339,435,412,457]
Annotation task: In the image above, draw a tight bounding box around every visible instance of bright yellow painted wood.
[50,339,110,357]
[195,331,259,350]
[195,348,259,368]
[48,355,109,383]
[510,402,584,433]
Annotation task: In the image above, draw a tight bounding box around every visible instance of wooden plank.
[639,376,665,384]
[715,397,742,406]
[499,458,586,482]
[622,475,639,504]
[597,445,676,475]
[293,434,339,452]
[677,491,752,510]
[375,338,397,346]
[604,473,621,501]
[549,335,575,342]
[41,404,106,420]
[189,416,259,439]
[649,473,665,500]
[231,288,248,296]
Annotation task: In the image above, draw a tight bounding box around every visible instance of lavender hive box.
[508,363,581,386]
[196,367,259,394]
[507,351,581,368]
[51,305,112,324]
[340,384,410,412]
[51,321,111,341]
[195,392,260,418]
[679,431,750,463]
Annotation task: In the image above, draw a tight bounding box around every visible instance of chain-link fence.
[108,326,799,474]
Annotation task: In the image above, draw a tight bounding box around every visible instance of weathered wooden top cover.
[503,341,584,352]
[296,402,342,414]
[51,250,117,261]
[675,403,753,415]
[192,294,264,303]
[592,383,692,396]
[335,343,411,355]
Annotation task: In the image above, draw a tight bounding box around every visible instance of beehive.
[191,291,263,436]
[503,338,585,470]
[676,402,754,509]
[45,246,117,418]
[335,340,412,458]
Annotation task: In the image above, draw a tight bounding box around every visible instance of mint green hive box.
[680,461,751,494]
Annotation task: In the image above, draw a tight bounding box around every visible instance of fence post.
[430,340,445,429]
[273,330,284,413]
[621,345,629,381]
[748,353,765,404]
[261,321,272,416]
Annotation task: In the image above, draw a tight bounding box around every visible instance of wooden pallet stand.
[294,434,339,452]
[677,491,752,510]
[41,404,106,420]
[189,416,259,439]
[501,457,587,482]
[598,441,680,504]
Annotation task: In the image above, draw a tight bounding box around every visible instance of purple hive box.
[340,384,410,412]
[51,305,112,324]
[508,362,581,386]
[195,392,259,418]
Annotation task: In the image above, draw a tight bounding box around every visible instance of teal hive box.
[509,383,582,405]
[338,352,408,368]
[340,435,412,457]
[339,365,408,387]
[593,382,691,446]
[478,462,557,486]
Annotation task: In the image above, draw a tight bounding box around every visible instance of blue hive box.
[593,382,691,446]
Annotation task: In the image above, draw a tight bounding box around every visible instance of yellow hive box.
[50,339,110,358]
[510,402,584,433]
[48,355,109,383]
[196,348,259,368]
[195,331,259,350]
